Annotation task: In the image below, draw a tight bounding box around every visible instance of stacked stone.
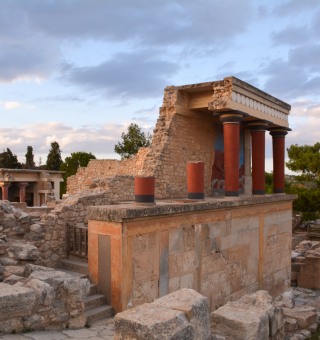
[0,264,89,333]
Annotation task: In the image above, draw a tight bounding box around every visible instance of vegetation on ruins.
[0,148,21,169]
[114,123,151,159]
[60,151,96,194]
[24,145,35,169]
[286,142,320,221]
[46,141,63,171]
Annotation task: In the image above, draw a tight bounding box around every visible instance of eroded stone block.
[153,288,210,340]
[114,303,194,340]
[0,282,36,321]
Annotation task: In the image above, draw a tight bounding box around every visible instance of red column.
[0,182,11,201]
[269,129,288,193]
[134,176,155,203]
[220,113,243,197]
[187,161,204,199]
[19,182,29,203]
[249,122,268,195]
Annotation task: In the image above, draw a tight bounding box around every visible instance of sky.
[0,0,319,172]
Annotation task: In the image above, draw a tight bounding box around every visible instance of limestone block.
[0,317,23,333]
[153,288,210,340]
[0,257,18,266]
[23,314,48,330]
[211,291,274,340]
[6,242,40,261]
[17,211,31,224]
[3,214,16,228]
[4,265,25,279]
[25,278,55,306]
[282,306,317,329]
[62,277,90,304]
[284,317,299,332]
[4,274,25,284]
[114,303,194,340]
[273,288,295,308]
[30,223,43,233]
[0,282,36,320]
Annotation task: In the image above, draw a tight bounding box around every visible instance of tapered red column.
[270,129,288,193]
[249,122,268,195]
[220,113,243,196]
[19,182,29,203]
[187,161,204,199]
[0,182,11,201]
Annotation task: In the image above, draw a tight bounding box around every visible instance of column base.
[225,191,239,197]
[252,189,265,195]
[188,192,204,199]
[135,195,155,203]
[274,189,285,194]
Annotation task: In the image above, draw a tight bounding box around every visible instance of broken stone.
[114,303,194,340]
[282,305,317,329]
[6,242,39,261]
[4,274,26,284]
[25,278,55,306]
[273,288,295,308]
[0,257,18,266]
[284,317,299,332]
[0,282,36,321]
[24,263,55,277]
[152,288,210,340]
[211,291,275,340]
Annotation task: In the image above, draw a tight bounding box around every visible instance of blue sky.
[0,0,319,172]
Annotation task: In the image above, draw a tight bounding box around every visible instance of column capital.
[18,182,29,188]
[269,127,290,137]
[0,182,11,188]
[248,120,269,131]
[220,113,243,124]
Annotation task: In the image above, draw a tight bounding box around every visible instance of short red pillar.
[249,122,268,195]
[134,176,155,203]
[19,182,29,203]
[187,161,204,199]
[220,113,243,196]
[0,182,11,201]
[270,129,288,193]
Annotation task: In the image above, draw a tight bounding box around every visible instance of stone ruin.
[0,76,308,338]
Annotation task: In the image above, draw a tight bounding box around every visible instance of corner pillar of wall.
[269,128,289,193]
[18,182,29,203]
[0,182,11,201]
[249,121,269,195]
[220,113,243,197]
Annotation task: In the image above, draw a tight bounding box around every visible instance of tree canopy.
[46,141,62,170]
[114,123,151,159]
[286,142,320,221]
[25,146,35,169]
[59,151,96,195]
[0,148,21,169]
[287,142,320,182]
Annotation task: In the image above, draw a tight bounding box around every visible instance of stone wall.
[67,87,217,198]
[0,264,89,333]
[87,194,294,313]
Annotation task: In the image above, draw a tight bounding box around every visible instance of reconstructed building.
[0,169,64,206]
[68,77,296,313]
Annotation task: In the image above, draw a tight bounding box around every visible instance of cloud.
[271,25,310,46]
[64,51,179,98]
[273,0,320,16]
[0,121,153,162]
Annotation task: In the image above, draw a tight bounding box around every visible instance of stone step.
[90,282,97,295]
[57,268,88,279]
[85,305,114,325]
[58,258,89,275]
[85,294,106,310]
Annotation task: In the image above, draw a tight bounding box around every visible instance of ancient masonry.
[0,76,299,337]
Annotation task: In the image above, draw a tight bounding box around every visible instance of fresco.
[211,124,245,195]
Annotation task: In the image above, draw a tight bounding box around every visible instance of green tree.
[0,148,21,169]
[59,152,96,195]
[287,142,320,182]
[114,123,151,159]
[25,146,35,169]
[286,142,320,221]
[46,141,62,170]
